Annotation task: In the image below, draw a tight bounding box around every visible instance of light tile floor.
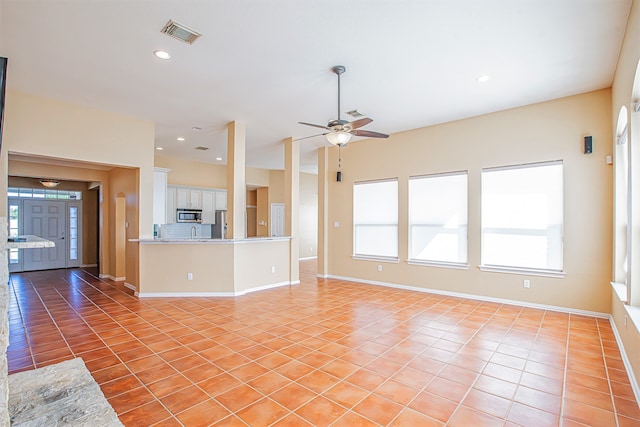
[7,260,640,426]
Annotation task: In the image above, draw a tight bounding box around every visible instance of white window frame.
[353,178,399,262]
[480,160,565,278]
[408,171,468,269]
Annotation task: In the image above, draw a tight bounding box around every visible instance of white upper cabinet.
[176,188,202,209]
[166,187,176,224]
[215,191,227,211]
[153,168,170,225]
[201,191,216,223]
[168,185,227,224]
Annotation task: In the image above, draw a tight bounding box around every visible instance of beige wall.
[269,170,285,203]
[321,89,613,314]
[234,240,290,292]
[155,154,227,188]
[155,154,272,188]
[247,167,270,187]
[2,90,155,281]
[138,240,290,295]
[610,0,640,394]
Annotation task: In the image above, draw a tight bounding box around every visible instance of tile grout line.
[55,272,185,426]
[597,317,621,427]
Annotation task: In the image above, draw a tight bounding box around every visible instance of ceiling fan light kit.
[326,131,352,146]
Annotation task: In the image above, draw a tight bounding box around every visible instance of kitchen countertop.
[131,236,292,244]
[6,235,56,249]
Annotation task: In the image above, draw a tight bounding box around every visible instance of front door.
[23,199,67,271]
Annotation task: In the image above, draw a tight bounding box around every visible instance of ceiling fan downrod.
[332,65,346,121]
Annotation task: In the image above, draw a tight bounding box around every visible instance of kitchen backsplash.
[158,223,212,239]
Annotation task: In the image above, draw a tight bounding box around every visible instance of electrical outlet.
[334,221,340,228]
[271,266,276,273]
[523,279,530,288]
[377,264,383,272]
[187,272,193,281]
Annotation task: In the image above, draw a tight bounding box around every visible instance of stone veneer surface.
[1,217,9,427]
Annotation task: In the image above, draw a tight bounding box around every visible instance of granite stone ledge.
[8,358,122,426]
[1,217,9,427]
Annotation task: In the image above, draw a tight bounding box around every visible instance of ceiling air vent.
[195,146,209,151]
[161,20,201,45]
[346,109,365,118]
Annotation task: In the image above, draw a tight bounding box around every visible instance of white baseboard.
[81,264,98,268]
[98,274,126,282]
[123,282,136,292]
[609,315,640,407]
[299,256,318,261]
[325,274,610,318]
[137,280,296,298]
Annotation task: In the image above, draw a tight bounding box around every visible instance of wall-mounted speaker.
[584,135,593,154]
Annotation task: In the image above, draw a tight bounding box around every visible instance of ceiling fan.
[298,65,389,147]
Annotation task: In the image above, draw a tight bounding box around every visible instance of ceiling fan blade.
[298,121,331,130]
[351,129,389,138]
[293,133,327,142]
[348,117,373,130]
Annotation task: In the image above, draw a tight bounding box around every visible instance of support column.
[317,147,329,278]
[284,137,300,285]
[227,121,246,239]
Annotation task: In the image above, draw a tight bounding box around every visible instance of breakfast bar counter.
[133,236,294,297]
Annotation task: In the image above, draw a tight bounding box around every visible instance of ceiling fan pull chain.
[338,145,342,170]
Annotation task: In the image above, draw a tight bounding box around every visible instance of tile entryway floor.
[7,261,640,426]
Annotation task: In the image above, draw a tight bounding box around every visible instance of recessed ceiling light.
[156,147,164,150]
[153,50,171,60]
[192,126,202,131]
[476,75,491,83]
[177,137,185,141]
[216,157,222,161]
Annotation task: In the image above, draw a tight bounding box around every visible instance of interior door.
[23,199,67,271]
[271,203,285,237]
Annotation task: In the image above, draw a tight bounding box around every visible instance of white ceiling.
[0,0,632,174]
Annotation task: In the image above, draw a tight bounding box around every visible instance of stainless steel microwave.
[176,209,202,223]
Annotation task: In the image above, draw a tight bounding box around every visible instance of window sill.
[611,282,640,333]
[352,255,399,263]
[611,282,628,303]
[479,265,565,278]
[407,260,469,270]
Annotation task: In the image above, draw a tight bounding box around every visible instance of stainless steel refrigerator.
[211,210,227,239]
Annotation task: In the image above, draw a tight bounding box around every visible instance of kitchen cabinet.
[166,187,176,223]
[166,185,227,224]
[176,188,202,209]
[153,168,170,225]
[201,191,216,223]
[215,191,227,211]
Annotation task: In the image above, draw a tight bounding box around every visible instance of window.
[409,172,467,265]
[8,202,19,265]
[353,179,398,259]
[481,161,563,274]
[69,206,79,261]
[7,187,82,200]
